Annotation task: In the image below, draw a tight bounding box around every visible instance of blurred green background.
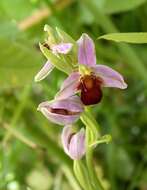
[0,0,147,189]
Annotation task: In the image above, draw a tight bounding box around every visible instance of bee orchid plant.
[35,25,127,190]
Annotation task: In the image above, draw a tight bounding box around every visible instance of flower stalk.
[81,108,105,190]
[73,160,94,190]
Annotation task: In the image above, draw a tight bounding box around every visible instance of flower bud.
[61,126,85,160]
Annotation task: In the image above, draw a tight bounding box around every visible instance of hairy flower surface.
[37,96,84,125]
[56,33,127,105]
[61,126,85,160]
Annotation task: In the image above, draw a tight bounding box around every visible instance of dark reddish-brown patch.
[78,75,103,105]
[43,42,50,50]
[68,133,75,145]
[50,108,78,115]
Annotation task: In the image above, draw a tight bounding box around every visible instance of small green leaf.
[90,134,112,147]
[98,33,147,43]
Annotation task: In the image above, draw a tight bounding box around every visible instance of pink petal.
[34,61,54,82]
[55,72,80,100]
[69,128,85,160]
[93,64,127,89]
[77,33,96,67]
[37,96,84,126]
[51,43,73,54]
[61,126,73,156]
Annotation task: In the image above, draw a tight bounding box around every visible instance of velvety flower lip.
[37,96,84,126]
[56,33,127,105]
[34,42,73,82]
[61,125,85,160]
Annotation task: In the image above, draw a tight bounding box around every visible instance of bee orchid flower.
[61,125,85,160]
[34,42,73,82]
[56,33,127,105]
[37,96,84,126]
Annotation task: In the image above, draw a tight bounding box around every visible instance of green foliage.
[99,32,147,43]
[0,37,43,87]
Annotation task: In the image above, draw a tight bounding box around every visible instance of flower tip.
[82,33,89,38]
[37,107,40,111]
[44,24,50,32]
[120,80,128,89]
[122,82,128,89]
[37,104,41,111]
[78,33,91,42]
[34,75,40,82]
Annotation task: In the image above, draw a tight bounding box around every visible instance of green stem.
[81,108,105,190]
[73,160,94,190]
[62,165,82,190]
[86,129,105,190]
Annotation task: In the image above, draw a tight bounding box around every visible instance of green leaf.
[0,37,43,87]
[102,0,147,14]
[98,33,147,43]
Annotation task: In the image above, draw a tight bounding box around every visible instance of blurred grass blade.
[2,123,37,149]
[102,0,147,14]
[98,33,147,43]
